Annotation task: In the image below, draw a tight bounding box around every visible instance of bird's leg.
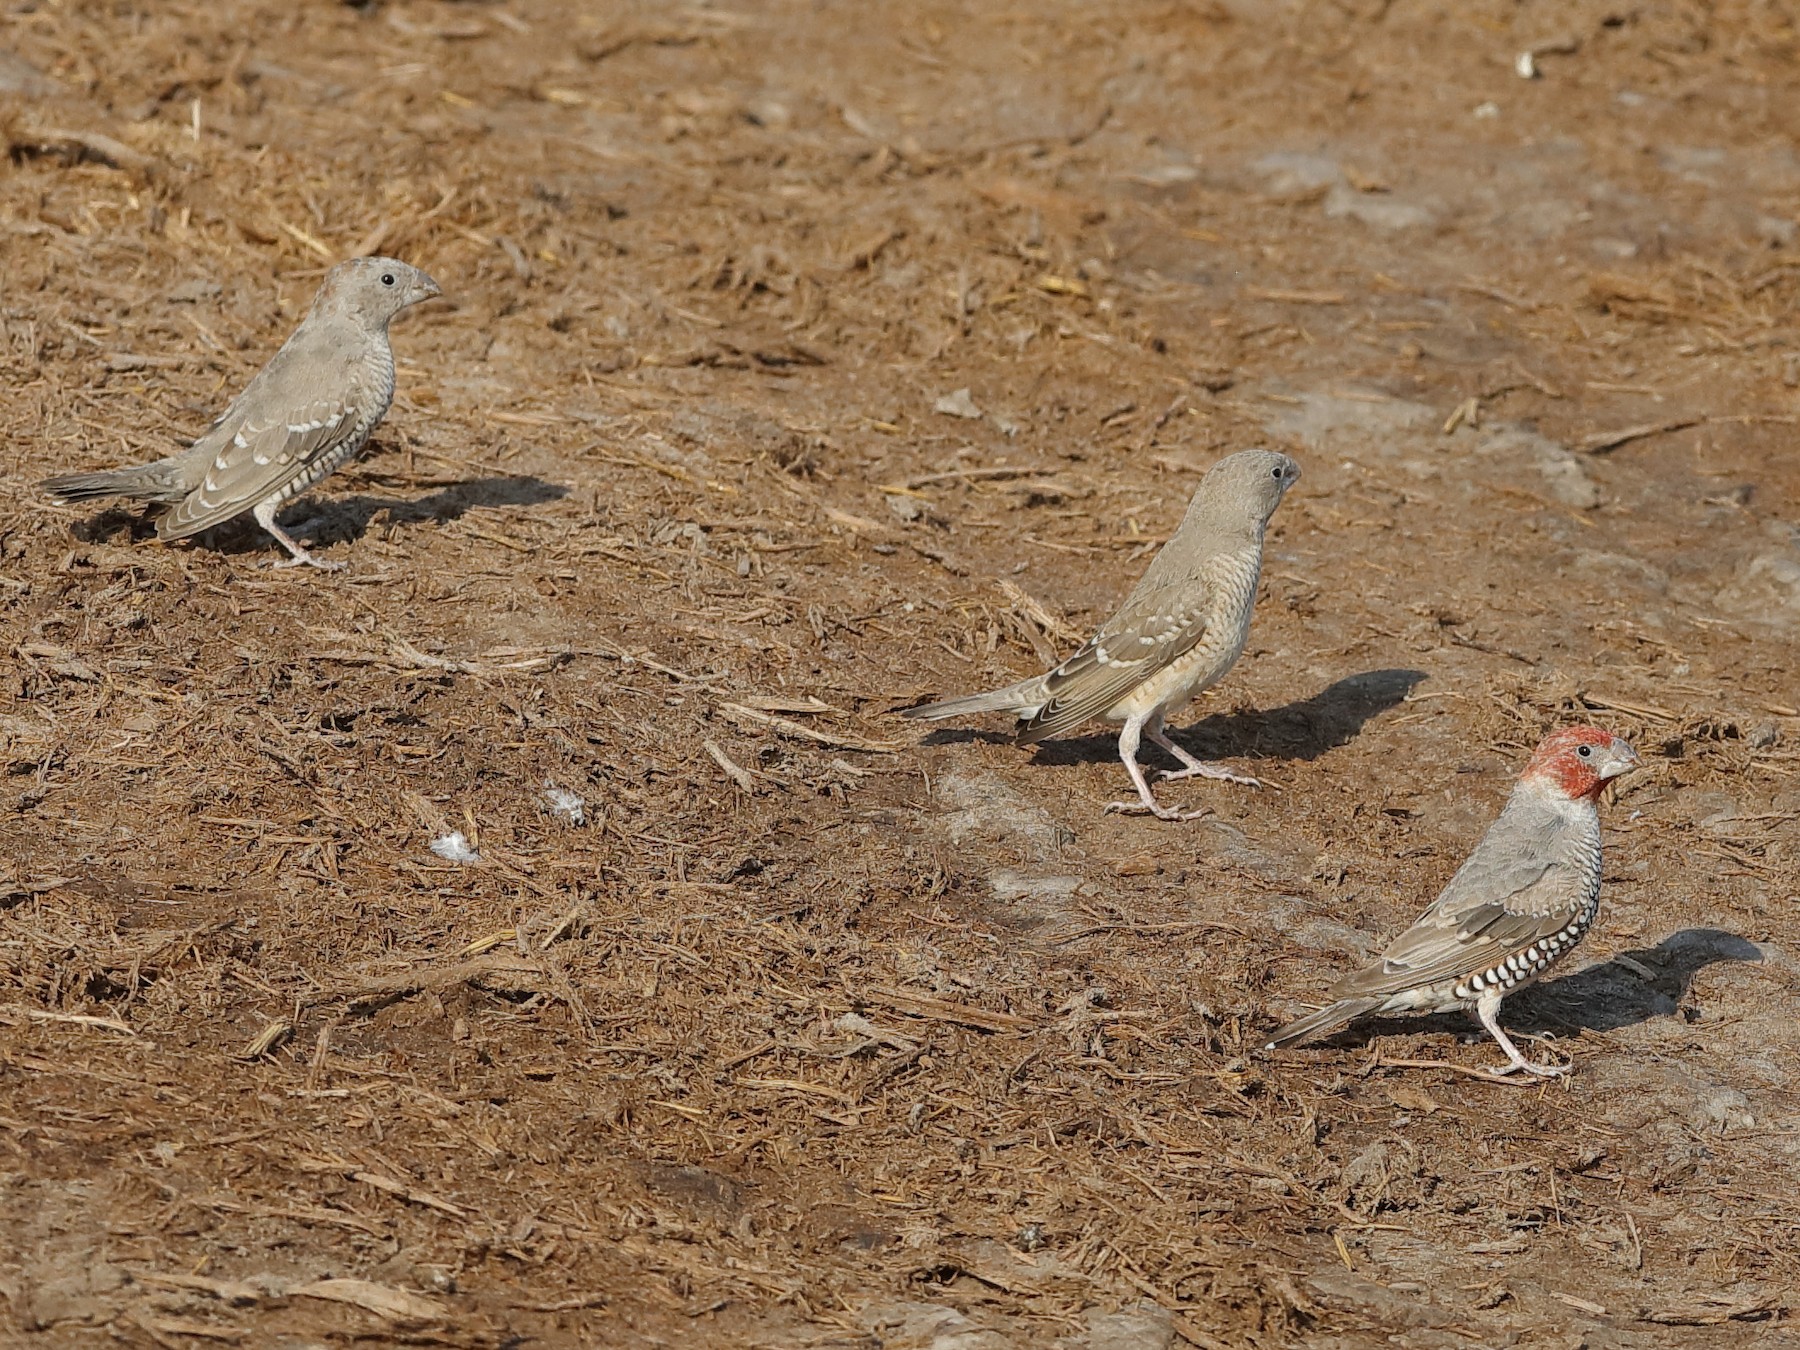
[1475,991,1569,1078]
[1145,714,1263,787]
[254,498,345,572]
[282,511,330,541]
[1104,714,1210,821]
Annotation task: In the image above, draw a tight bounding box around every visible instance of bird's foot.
[1104,798,1211,822]
[1488,1057,1570,1079]
[271,551,347,572]
[1158,762,1263,788]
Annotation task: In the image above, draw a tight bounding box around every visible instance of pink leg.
[1104,715,1210,822]
[255,498,345,572]
[1146,717,1263,788]
[1476,990,1569,1078]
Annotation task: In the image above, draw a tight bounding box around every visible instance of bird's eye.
[380,273,396,287]
[1577,745,1593,758]
[1271,467,1283,478]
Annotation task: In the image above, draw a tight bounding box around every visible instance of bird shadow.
[315,474,568,544]
[62,475,568,560]
[1508,927,1764,1034]
[913,726,1017,748]
[69,506,161,545]
[1300,928,1764,1049]
[1016,666,1427,769]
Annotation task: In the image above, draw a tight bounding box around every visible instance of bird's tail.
[1262,996,1386,1051]
[898,676,1045,723]
[41,460,187,507]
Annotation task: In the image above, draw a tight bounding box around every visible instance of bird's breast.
[1107,550,1263,720]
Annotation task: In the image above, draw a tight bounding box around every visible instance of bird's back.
[1427,789,1600,923]
[156,311,394,540]
[1013,511,1264,741]
[1328,788,1602,1002]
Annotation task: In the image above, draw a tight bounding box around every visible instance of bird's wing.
[156,396,367,540]
[1328,854,1585,1000]
[1015,575,1215,740]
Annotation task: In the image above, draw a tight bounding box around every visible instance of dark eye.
[1577,745,1593,758]
[380,273,396,287]
[1271,466,1283,478]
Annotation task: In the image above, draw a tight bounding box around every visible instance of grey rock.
[1325,182,1435,231]
[1306,1271,1447,1329]
[934,387,983,419]
[1192,818,1308,879]
[936,770,1067,862]
[989,868,1083,905]
[1476,426,1600,510]
[1692,1085,1756,1133]
[1259,388,1436,460]
[1716,551,1800,630]
[1251,151,1342,197]
[1563,549,1668,593]
[1682,790,1739,832]
[1084,1300,1175,1350]
[19,1262,129,1331]
[1658,145,1727,184]
[0,52,58,97]
[862,1301,1013,1350]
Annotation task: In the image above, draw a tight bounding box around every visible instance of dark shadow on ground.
[1008,667,1428,769]
[319,474,568,541]
[909,725,1018,747]
[1276,928,1763,1051]
[66,475,568,560]
[1509,927,1764,1033]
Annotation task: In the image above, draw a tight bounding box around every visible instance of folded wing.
[1016,585,1213,741]
[1329,852,1582,1000]
[156,399,364,540]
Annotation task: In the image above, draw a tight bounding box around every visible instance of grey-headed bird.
[1264,726,1641,1077]
[42,256,441,570]
[902,449,1300,820]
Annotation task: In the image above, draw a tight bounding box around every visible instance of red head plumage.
[1518,725,1641,801]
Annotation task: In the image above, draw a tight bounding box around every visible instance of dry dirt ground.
[2,1,1799,1346]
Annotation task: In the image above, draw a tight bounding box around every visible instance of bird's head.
[315,256,443,326]
[1519,725,1641,801]
[1193,448,1302,526]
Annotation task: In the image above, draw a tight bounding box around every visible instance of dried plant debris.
[0,1,1796,1346]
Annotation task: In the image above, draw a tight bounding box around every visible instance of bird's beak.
[416,273,444,303]
[1606,738,1642,778]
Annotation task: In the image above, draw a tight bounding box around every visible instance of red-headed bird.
[1265,726,1641,1077]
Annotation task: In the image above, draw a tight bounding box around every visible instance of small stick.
[703,738,756,793]
[1369,1054,1544,1085]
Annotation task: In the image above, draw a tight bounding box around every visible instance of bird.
[900,448,1301,820]
[1264,725,1642,1077]
[41,256,441,571]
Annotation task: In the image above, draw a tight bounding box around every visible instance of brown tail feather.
[898,676,1043,722]
[42,461,187,506]
[1262,996,1386,1051]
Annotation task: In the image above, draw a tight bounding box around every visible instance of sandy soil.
[2,1,1799,1346]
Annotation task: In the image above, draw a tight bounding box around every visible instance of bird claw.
[1104,799,1211,822]
[1489,1059,1570,1079]
[1158,764,1263,788]
[271,552,346,572]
